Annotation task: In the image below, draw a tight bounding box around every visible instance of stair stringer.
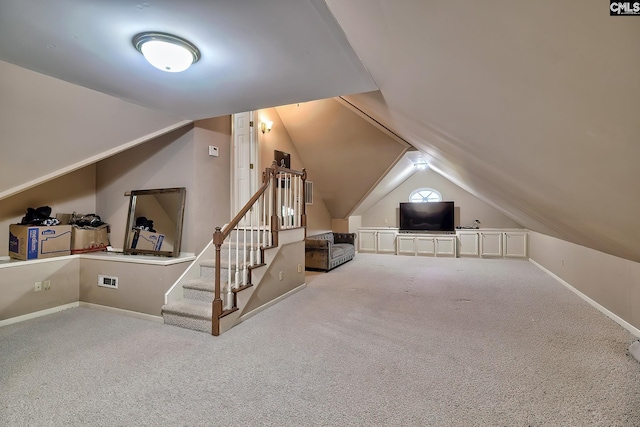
[220,228,307,333]
[165,240,215,305]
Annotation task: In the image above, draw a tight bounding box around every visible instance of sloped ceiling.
[0,0,376,120]
[0,0,376,201]
[0,60,190,201]
[276,98,408,218]
[0,0,638,263]
[325,0,640,263]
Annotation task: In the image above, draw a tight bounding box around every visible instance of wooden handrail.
[211,161,306,335]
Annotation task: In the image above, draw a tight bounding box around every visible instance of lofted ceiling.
[0,0,376,120]
[276,98,408,219]
[1,0,639,263]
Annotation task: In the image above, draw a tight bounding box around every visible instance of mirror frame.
[123,187,186,257]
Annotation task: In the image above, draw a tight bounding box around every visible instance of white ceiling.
[1,0,639,263]
[0,0,376,119]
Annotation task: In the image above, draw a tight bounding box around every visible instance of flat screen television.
[399,201,455,233]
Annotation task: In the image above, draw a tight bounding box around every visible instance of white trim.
[0,254,76,269]
[80,252,195,266]
[529,259,640,338]
[79,302,163,323]
[239,283,307,323]
[0,252,195,269]
[0,302,79,328]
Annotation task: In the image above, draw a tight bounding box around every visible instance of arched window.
[409,188,442,203]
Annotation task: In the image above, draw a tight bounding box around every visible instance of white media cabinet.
[357,228,528,258]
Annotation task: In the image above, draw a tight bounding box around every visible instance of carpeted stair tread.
[182,278,214,292]
[162,299,211,320]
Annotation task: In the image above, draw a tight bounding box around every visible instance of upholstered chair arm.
[333,233,356,245]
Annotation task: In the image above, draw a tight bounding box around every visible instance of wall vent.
[305,181,313,205]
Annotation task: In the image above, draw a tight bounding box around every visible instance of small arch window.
[409,188,442,203]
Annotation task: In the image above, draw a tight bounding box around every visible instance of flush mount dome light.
[133,32,201,72]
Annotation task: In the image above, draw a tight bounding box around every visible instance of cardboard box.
[71,224,110,254]
[130,229,164,251]
[9,224,72,260]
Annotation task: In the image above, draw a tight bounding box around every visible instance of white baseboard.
[239,283,307,323]
[530,259,640,338]
[0,302,79,328]
[79,302,163,323]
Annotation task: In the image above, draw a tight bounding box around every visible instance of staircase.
[162,239,260,333]
[161,162,307,336]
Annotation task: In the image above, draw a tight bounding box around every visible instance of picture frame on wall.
[274,150,291,169]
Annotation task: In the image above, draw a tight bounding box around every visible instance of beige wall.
[96,120,232,255]
[96,125,195,251]
[530,232,640,332]
[79,259,188,316]
[361,168,522,229]
[243,240,305,315]
[0,166,97,257]
[192,118,232,251]
[0,60,186,201]
[1,116,232,323]
[275,99,409,219]
[257,108,333,234]
[0,258,80,321]
[0,255,190,321]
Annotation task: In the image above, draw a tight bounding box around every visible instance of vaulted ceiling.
[0,0,638,262]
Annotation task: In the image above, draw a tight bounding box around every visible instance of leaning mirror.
[123,187,186,257]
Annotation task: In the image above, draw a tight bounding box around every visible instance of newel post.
[270,162,279,247]
[301,168,307,238]
[212,226,224,336]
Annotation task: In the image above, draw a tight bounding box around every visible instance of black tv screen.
[399,202,455,232]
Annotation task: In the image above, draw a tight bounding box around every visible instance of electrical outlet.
[279,271,284,281]
[98,275,118,289]
[34,282,42,292]
[43,280,51,290]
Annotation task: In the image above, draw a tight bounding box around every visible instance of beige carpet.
[1,254,639,426]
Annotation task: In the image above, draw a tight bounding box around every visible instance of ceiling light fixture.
[414,162,428,170]
[133,32,201,73]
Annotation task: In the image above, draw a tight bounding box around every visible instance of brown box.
[71,225,110,254]
[8,224,72,260]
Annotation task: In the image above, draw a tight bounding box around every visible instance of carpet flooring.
[1,254,639,426]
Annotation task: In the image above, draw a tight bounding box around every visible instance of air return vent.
[305,181,313,205]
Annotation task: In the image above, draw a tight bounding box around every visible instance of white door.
[231,112,258,216]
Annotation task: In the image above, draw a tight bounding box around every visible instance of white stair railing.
[211,162,307,334]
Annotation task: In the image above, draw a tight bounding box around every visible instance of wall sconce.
[261,121,273,134]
